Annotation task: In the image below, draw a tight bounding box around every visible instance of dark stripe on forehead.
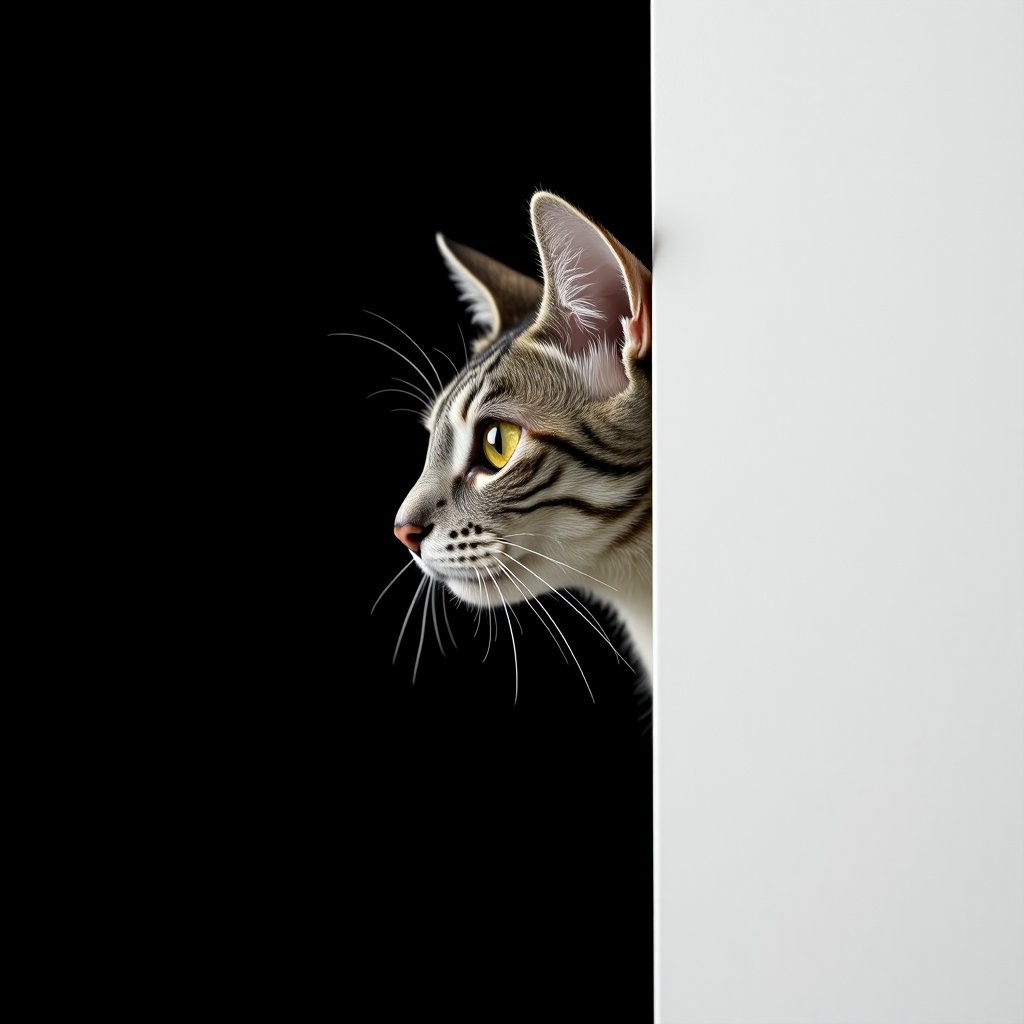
[429,374,464,424]
[429,367,478,427]
[430,320,526,425]
[459,375,485,421]
[467,320,525,369]
[532,431,646,477]
[432,344,504,424]
[478,383,521,411]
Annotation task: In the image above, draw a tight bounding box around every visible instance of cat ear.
[436,234,543,353]
[530,192,651,367]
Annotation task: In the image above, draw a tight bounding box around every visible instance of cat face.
[394,193,651,614]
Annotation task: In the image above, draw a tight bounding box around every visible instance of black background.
[217,12,652,1019]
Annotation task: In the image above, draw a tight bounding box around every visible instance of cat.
[391,192,652,691]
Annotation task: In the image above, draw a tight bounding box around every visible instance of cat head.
[393,192,651,611]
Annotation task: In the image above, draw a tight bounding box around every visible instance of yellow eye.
[482,420,521,469]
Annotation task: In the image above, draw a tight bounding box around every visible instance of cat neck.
[584,523,652,678]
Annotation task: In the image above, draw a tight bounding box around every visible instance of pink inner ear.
[545,210,633,359]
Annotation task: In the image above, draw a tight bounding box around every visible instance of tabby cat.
[391,192,652,690]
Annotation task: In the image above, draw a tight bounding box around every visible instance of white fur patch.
[446,268,495,330]
[436,235,497,332]
[549,235,604,341]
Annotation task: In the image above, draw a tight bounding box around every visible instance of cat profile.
[392,192,651,691]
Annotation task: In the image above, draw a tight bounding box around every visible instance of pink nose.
[394,522,425,553]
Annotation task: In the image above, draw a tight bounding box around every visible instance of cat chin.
[442,573,529,609]
[442,575,494,606]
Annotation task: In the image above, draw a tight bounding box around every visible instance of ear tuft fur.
[436,234,542,353]
[529,192,651,384]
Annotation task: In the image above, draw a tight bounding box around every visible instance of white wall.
[653,3,1024,1021]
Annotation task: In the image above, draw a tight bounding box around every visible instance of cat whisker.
[430,579,446,658]
[498,531,577,560]
[494,542,614,648]
[363,309,445,393]
[372,557,418,615]
[495,539,618,592]
[471,573,485,638]
[484,566,519,705]
[366,387,430,410]
[412,578,432,684]
[328,331,438,402]
[556,587,624,666]
[393,376,436,406]
[433,346,459,376]
[499,531,582,549]
[506,597,524,636]
[394,575,428,664]
[539,581,623,663]
[474,568,494,662]
[498,558,594,703]
[440,587,458,650]
[498,565,569,664]
[499,552,634,674]
[456,323,469,365]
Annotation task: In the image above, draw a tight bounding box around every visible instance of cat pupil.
[486,425,501,453]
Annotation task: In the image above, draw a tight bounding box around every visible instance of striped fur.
[396,193,652,677]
